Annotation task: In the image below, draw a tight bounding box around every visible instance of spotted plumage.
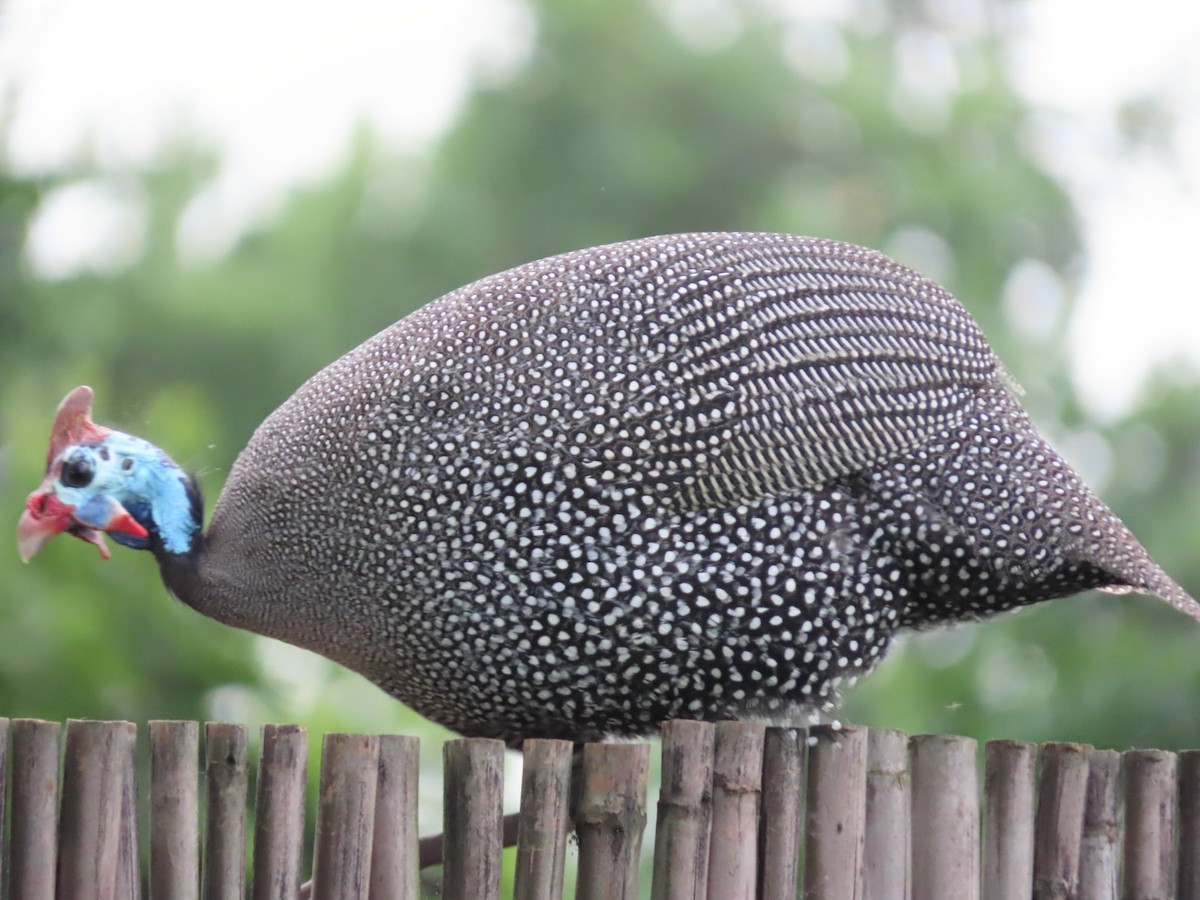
[19,232,1198,744]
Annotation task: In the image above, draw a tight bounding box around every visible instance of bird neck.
[156,532,208,612]
[133,462,207,605]
[121,459,204,558]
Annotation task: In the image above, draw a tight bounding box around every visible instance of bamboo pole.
[150,720,200,900]
[982,740,1036,900]
[203,722,249,900]
[911,734,979,900]
[576,741,651,900]
[1122,749,1177,900]
[117,721,141,900]
[311,733,380,900]
[1079,749,1120,900]
[9,719,60,900]
[1032,742,1089,900]
[514,738,574,900]
[758,727,806,900]
[252,724,308,900]
[706,721,766,900]
[370,734,422,900]
[57,719,136,900]
[803,724,867,900]
[652,720,716,900]
[0,717,8,892]
[443,738,506,900]
[1180,750,1200,900]
[864,729,910,900]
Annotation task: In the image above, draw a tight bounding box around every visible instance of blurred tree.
[1,0,1198,810]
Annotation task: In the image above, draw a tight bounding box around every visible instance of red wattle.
[106,509,149,540]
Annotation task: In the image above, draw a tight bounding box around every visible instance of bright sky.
[1,0,1198,420]
[1008,0,1200,418]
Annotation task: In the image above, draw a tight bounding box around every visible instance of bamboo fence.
[0,716,1197,899]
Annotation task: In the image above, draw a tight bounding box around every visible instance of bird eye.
[122,458,134,471]
[61,452,94,488]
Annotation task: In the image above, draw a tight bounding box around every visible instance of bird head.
[18,386,200,562]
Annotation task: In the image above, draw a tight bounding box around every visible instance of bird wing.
[258,233,1005,518]
[551,233,1005,508]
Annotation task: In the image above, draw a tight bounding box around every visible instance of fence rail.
[1,716,1198,899]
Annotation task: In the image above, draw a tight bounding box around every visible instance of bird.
[18,231,1199,746]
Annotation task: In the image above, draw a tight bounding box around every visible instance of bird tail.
[1131,569,1200,623]
[1099,552,1200,622]
[1071,476,1200,623]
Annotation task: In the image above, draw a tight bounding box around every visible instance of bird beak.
[18,486,87,561]
[17,481,148,563]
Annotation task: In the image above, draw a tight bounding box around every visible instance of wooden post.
[1180,750,1200,900]
[57,719,137,900]
[514,738,574,900]
[253,724,308,900]
[706,721,765,900]
[911,734,979,900]
[1079,749,1120,900]
[758,727,806,900]
[1122,749,1177,899]
[311,733,380,900]
[443,738,506,900]
[864,729,910,900]
[652,721,716,900]
[1032,742,1089,900]
[204,722,249,900]
[118,721,141,900]
[982,740,1036,900]
[576,741,651,900]
[9,719,60,900]
[0,717,8,892]
[803,724,867,900]
[370,734,422,900]
[150,720,200,900]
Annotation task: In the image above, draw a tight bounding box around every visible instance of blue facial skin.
[53,430,198,556]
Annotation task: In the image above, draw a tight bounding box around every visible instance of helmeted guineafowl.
[18,232,1198,744]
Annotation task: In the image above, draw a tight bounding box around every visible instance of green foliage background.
[2,0,1199,885]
